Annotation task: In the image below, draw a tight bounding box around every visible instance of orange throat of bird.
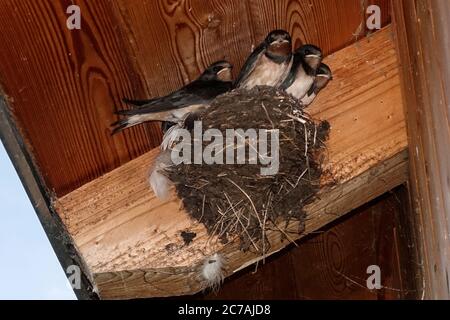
[267,42,291,60]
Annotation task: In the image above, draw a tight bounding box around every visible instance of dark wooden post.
[392,0,450,299]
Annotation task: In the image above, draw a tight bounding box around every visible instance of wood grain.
[53,27,408,299]
[0,0,390,196]
[392,0,450,299]
[201,189,414,300]
[0,0,163,196]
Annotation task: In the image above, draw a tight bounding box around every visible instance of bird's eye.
[213,66,222,73]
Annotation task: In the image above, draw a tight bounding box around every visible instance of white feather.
[201,253,225,291]
[149,150,173,200]
[161,124,183,151]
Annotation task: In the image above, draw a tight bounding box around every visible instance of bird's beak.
[274,39,290,44]
[217,67,231,75]
[217,67,233,81]
[306,54,322,59]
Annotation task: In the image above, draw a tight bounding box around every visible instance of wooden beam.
[203,188,415,300]
[392,0,450,299]
[0,96,98,300]
[54,26,408,299]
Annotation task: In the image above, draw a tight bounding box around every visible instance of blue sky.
[0,142,76,300]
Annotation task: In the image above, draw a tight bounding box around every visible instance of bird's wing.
[306,82,316,96]
[122,98,159,106]
[116,80,231,116]
[120,81,195,111]
[315,76,330,91]
[280,54,301,89]
[234,43,266,88]
[115,89,202,116]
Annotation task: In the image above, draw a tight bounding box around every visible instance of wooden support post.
[392,0,450,299]
[54,27,408,299]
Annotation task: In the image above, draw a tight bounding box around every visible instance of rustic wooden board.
[202,189,414,300]
[392,0,450,299]
[54,27,408,299]
[0,0,391,196]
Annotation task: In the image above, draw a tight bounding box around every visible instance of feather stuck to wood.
[201,253,226,291]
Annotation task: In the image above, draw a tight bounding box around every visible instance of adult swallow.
[111,61,233,134]
[300,63,332,107]
[281,44,323,100]
[234,29,293,90]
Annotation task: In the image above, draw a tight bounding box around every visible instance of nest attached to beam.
[168,86,330,254]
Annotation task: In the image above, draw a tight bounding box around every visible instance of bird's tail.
[110,115,145,135]
[122,98,157,107]
[149,150,174,200]
[111,112,170,135]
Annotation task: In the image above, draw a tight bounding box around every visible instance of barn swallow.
[234,29,293,90]
[111,61,233,134]
[300,63,332,107]
[281,44,323,100]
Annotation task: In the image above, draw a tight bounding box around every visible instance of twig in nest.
[284,177,296,189]
[234,131,269,161]
[304,125,309,157]
[286,113,307,124]
[262,192,273,260]
[226,178,263,229]
[217,217,234,239]
[186,179,210,190]
[294,168,309,188]
[313,124,318,146]
[261,102,275,128]
[224,193,260,252]
[199,194,206,223]
[277,182,286,195]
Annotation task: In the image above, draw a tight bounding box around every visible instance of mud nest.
[167,86,330,254]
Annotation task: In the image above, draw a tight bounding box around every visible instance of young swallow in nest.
[234,29,293,90]
[111,60,233,134]
[300,63,332,107]
[281,44,323,100]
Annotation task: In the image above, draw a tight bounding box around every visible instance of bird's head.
[265,29,292,59]
[201,60,233,82]
[315,63,332,89]
[296,44,323,72]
